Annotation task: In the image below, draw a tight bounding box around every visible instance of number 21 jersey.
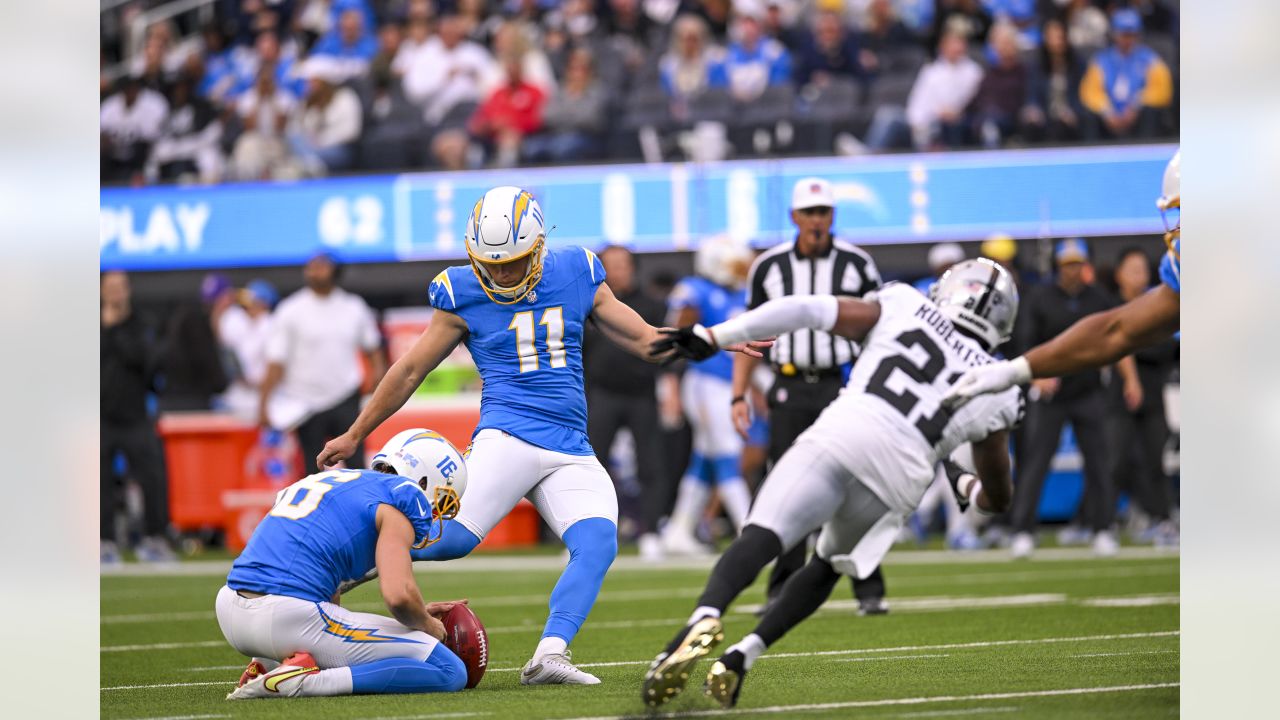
[804,283,1022,513]
[428,246,607,456]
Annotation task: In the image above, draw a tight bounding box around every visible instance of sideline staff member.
[731,177,887,614]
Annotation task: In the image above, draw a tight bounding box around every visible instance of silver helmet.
[929,258,1019,350]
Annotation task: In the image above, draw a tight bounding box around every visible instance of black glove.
[649,324,718,364]
[942,458,977,512]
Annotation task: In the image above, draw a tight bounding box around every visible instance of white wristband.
[1010,356,1033,385]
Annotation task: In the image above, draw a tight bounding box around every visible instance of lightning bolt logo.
[317,606,425,644]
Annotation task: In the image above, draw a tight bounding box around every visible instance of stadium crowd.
[100,0,1178,185]
[101,234,1179,564]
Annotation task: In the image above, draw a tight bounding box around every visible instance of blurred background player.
[219,430,470,700]
[316,186,767,685]
[661,234,756,556]
[733,177,887,614]
[582,245,673,561]
[216,279,280,422]
[644,259,1023,708]
[259,252,387,475]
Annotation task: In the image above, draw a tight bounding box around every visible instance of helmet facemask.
[467,235,547,305]
[413,482,461,550]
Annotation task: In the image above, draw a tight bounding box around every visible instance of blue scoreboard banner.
[100,144,1176,271]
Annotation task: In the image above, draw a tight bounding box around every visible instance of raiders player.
[642,259,1022,709]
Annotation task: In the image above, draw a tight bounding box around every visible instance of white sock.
[300,667,353,696]
[718,478,752,532]
[254,656,280,672]
[667,477,711,536]
[688,606,721,625]
[728,633,768,670]
[534,635,568,661]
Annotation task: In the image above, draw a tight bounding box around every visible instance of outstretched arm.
[317,310,468,468]
[593,283,770,362]
[944,284,1179,407]
[655,295,880,362]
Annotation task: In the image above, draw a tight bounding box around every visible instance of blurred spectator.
[101,270,173,564]
[288,58,364,176]
[230,67,297,180]
[913,241,965,293]
[196,23,238,102]
[218,279,280,422]
[930,0,992,49]
[392,8,434,79]
[402,14,494,125]
[583,246,671,559]
[603,0,656,48]
[857,0,916,57]
[484,21,558,95]
[523,47,606,163]
[968,22,1030,148]
[760,0,805,51]
[658,14,729,101]
[793,10,873,88]
[1079,9,1173,140]
[1023,18,1085,143]
[723,4,792,102]
[146,77,224,184]
[1104,247,1179,546]
[230,31,306,102]
[260,253,386,475]
[1063,0,1109,57]
[369,20,405,84]
[1009,239,1139,559]
[101,77,169,184]
[133,29,177,94]
[310,6,379,81]
[983,0,1040,48]
[892,29,982,150]
[469,46,547,167]
[158,272,232,412]
[679,0,734,42]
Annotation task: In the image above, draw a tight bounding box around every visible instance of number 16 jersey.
[429,246,607,456]
[800,283,1022,514]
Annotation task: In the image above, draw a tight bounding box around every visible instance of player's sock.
[254,657,280,672]
[410,520,481,562]
[714,463,752,533]
[349,645,468,694]
[534,636,568,661]
[687,605,721,625]
[725,633,767,670]
[297,667,354,696]
[753,555,842,646]
[696,524,783,612]
[667,472,712,538]
[541,517,618,646]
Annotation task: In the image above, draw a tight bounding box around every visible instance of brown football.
[442,603,488,689]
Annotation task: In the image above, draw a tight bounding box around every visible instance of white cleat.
[1092,530,1120,557]
[638,533,665,562]
[661,530,711,557]
[1010,532,1034,560]
[226,652,319,699]
[520,651,601,685]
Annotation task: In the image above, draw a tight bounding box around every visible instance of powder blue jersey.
[668,276,746,381]
[1159,236,1180,294]
[429,246,606,455]
[227,469,436,603]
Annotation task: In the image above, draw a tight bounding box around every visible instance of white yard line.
[121,715,230,720]
[103,640,227,653]
[832,654,951,663]
[559,683,1179,720]
[1070,650,1179,658]
[893,708,1020,718]
[1079,594,1180,607]
[100,546,1179,577]
[104,681,232,691]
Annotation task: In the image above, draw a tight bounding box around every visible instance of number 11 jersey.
[428,246,607,456]
[802,282,1023,513]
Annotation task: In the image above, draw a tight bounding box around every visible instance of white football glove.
[942,356,1032,408]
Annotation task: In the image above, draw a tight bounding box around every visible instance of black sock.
[754,555,842,646]
[696,524,783,611]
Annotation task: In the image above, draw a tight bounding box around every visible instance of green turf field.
[101,548,1179,719]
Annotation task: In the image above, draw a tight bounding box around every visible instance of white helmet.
[695,234,754,289]
[371,428,468,548]
[465,186,547,304]
[1156,149,1180,253]
[930,258,1019,351]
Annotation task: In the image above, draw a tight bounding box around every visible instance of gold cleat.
[641,616,724,707]
[704,659,742,709]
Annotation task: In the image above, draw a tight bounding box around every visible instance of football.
[442,603,488,689]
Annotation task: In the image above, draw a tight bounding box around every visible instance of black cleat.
[857,596,890,616]
[641,616,724,707]
[705,649,747,709]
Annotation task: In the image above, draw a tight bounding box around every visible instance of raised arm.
[317,310,467,468]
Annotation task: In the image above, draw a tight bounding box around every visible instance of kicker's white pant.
[746,438,902,580]
[458,429,618,539]
[214,585,439,668]
[680,370,743,458]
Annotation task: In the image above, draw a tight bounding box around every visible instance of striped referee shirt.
[747,237,881,370]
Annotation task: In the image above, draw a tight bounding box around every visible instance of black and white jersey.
[747,238,880,370]
[799,283,1023,513]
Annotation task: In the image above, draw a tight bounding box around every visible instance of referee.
[731,177,888,615]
